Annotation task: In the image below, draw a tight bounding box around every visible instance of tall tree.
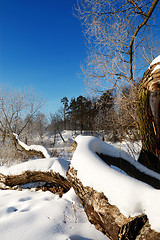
[96,91,115,139]
[67,98,78,132]
[76,96,88,133]
[61,97,68,130]
[76,0,160,172]
[76,0,159,91]
[67,96,94,133]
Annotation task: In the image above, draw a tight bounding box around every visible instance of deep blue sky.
[0,0,86,115]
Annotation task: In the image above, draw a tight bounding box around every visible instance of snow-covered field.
[0,132,108,240]
[0,131,159,239]
[0,188,107,240]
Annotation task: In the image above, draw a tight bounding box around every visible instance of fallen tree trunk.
[0,170,71,196]
[97,153,160,189]
[68,138,160,239]
[13,133,51,159]
[136,220,160,240]
[67,167,147,240]
[71,140,160,189]
[67,165,160,240]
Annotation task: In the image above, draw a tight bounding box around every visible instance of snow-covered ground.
[0,188,107,240]
[0,140,108,240]
[0,131,159,239]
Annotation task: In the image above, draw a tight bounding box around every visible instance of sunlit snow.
[13,133,51,158]
[71,135,160,231]
[150,54,160,66]
[0,133,160,239]
[0,188,107,240]
[0,152,107,240]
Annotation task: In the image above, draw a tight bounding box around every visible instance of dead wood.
[97,153,160,189]
[67,166,148,240]
[68,141,160,239]
[12,134,50,159]
[135,220,160,240]
[70,141,77,154]
[0,170,71,196]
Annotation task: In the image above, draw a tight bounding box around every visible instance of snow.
[13,133,51,158]
[1,132,160,237]
[150,55,160,66]
[151,64,160,73]
[0,157,68,179]
[71,135,160,231]
[0,188,107,240]
[0,153,107,240]
[150,55,160,73]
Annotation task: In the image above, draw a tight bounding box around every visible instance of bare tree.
[76,0,159,92]
[76,1,160,172]
[0,86,43,143]
[48,112,65,145]
[76,0,159,131]
[34,112,48,140]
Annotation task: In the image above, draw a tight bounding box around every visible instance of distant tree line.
[48,92,114,139]
[0,84,139,160]
[48,87,139,143]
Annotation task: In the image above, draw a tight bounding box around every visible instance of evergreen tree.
[61,97,68,130]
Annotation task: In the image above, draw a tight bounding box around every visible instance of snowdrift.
[70,135,160,232]
[0,134,160,239]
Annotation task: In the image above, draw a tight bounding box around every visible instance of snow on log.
[67,167,147,240]
[13,133,51,158]
[97,153,160,189]
[67,136,160,239]
[0,157,71,196]
[0,170,71,195]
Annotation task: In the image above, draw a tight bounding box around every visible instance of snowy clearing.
[0,155,107,240]
[0,188,107,240]
[0,133,160,239]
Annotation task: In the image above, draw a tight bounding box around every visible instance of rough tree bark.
[13,133,51,159]
[67,142,160,239]
[67,166,160,240]
[136,220,160,240]
[137,60,160,173]
[0,170,71,196]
